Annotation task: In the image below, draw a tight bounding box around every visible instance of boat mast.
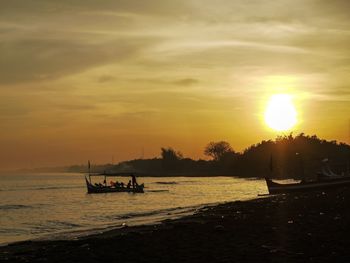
[296,152,304,180]
[88,160,91,183]
[269,154,273,178]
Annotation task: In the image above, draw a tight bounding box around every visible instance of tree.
[204,141,234,161]
[161,147,183,160]
[161,147,183,170]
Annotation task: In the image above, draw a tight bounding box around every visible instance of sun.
[264,94,297,131]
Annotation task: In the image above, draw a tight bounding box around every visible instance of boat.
[265,155,350,194]
[85,161,144,194]
[85,176,144,194]
[265,176,350,194]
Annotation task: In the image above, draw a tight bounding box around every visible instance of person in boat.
[127,180,131,189]
[131,174,138,188]
[120,182,125,188]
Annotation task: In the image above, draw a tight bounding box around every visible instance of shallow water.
[0,173,267,244]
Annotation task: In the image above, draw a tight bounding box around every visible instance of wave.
[46,221,82,228]
[155,181,178,185]
[1,185,83,192]
[105,205,198,221]
[0,228,28,234]
[147,190,169,193]
[0,204,32,210]
[35,186,83,190]
[30,221,82,232]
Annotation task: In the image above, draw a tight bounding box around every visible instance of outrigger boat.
[265,155,350,194]
[265,176,350,194]
[85,175,144,194]
[85,161,144,194]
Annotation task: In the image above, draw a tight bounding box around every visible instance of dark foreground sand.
[2,187,350,263]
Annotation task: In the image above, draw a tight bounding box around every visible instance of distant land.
[13,134,350,179]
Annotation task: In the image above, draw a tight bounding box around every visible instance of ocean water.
[0,173,267,245]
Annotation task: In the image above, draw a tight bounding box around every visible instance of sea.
[0,173,268,245]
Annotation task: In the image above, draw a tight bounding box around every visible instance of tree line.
[94,133,349,179]
[62,133,349,178]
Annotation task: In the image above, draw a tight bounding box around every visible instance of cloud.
[0,0,190,18]
[0,1,191,85]
[97,75,116,83]
[0,100,32,119]
[54,104,98,111]
[313,87,350,102]
[0,37,152,84]
[1,0,350,170]
[2,0,349,86]
[172,78,199,86]
[126,77,199,87]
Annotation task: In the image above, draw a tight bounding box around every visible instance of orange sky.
[0,0,350,170]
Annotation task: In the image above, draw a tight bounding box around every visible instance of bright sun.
[264,94,297,131]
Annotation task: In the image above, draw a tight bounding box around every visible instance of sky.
[1,0,350,170]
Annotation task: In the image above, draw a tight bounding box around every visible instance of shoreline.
[0,204,208,247]
[2,187,350,262]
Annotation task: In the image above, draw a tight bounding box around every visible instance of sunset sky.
[1,0,350,170]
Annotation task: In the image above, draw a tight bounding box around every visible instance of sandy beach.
[2,186,350,262]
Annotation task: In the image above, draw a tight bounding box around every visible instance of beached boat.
[265,155,350,194]
[265,176,350,194]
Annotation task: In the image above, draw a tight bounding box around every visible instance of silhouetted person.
[131,174,137,188]
[127,180,131,189]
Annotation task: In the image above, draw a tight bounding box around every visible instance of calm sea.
[0,173,267,245]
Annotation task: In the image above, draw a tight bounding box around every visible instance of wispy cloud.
[1,0,350,168]
[0,37,154,84]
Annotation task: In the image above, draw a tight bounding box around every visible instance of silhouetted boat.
[265,155,350,194]
[85,161,144,194]
[265,177,350,194]
[85,176,144,194]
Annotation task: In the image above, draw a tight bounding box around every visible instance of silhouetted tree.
[204,141,234,161]
[161,147,183,170]
[64,134,349,177]
[236,133,350,179]
[161,147,183,160]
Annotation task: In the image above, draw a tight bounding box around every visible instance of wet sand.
[2,187,350,262]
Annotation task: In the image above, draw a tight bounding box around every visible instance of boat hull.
[85,177,144,194]
[265,177,350,194]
